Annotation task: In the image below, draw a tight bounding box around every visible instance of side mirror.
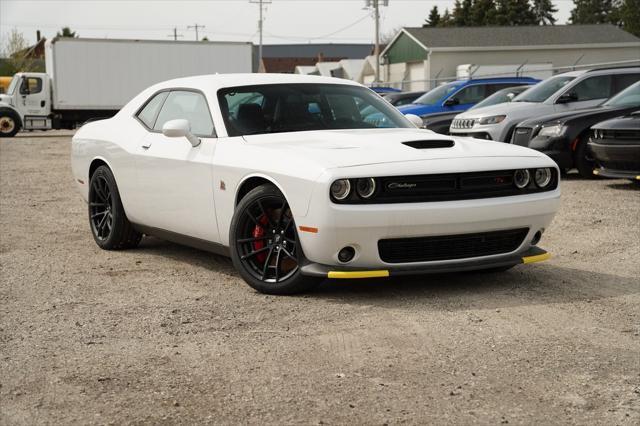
[557,92,578,104]
[443,97,459,107]
[404,114,424,128]
[162,119,200,147]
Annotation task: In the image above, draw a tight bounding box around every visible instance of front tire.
[0,109,20,138]
[230,185,322,295]
[574,135,596,179]
[88,165,142,250]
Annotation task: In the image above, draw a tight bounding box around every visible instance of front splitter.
[300,246,550,279]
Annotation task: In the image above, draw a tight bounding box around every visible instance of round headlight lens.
[534,168,552,188]
[330,179,351,200]
[356,178,376,199]
[513,169,531,189]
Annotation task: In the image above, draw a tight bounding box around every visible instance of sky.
[1,0,574,46]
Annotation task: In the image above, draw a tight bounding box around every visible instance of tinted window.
[414,83,459,105]
[470,86,528,110]
[154,91,214,136]
[393,96,418,107]
[603,81,640,107]
[514,76,575,103]
[486,83,523,95]
[452,85,486,104]
[612,73,640,93]
[136,91,168,129]
[568,75,612,101]
[218,83,412,137]
[20,77,42,95]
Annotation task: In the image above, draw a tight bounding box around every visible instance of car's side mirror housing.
[404,114,424,128]
[443,98,459,107]
[556,92,578,104]
[162,119,200,147]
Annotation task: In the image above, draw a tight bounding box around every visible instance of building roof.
[400,24,640,50]
[261,43,374,59]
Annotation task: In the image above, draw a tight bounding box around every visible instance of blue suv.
[397,77,540,118]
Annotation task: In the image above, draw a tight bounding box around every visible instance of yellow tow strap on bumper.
[521,252,551,264]
[327,270,390,279]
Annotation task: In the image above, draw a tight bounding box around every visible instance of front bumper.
[300,246,551,278]
[589,140,640,178]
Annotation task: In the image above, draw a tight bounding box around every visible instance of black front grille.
[601,130,640,141]
[599,161,640,172]
[512,128,532,146]
[378,228,529,264]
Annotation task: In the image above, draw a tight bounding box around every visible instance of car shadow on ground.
[135,237,638,311]
[606,181,640,191]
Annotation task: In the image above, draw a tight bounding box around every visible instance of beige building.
[380,25,640,91]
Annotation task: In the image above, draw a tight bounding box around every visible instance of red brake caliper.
[252,214,270,263]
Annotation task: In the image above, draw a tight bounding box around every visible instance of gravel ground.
[1,131,639,425]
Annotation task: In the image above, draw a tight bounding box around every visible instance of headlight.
[537,124,565,137]
[330,179,351,200]
[513,169,531,189]
[478,115,506,125]
[356,178,376,199]
[534,168,552,188]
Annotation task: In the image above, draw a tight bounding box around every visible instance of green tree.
[56,27,78,38]
[438,8,454,26]
[495,0,537,25]
[424,5,441,27]
[1,29,41,74]
[619,0,640,36]
[452,0,473,26]
[532,0,558,25]
[471,0,498,25]
[569,0,618,24]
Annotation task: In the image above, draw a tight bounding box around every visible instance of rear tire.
[230,185,322,295]
[88,165,142,250]
[0,109,20,138]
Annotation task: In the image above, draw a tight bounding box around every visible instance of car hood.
[242,128,544,169]
[518,106,629,127]
[592,112,640,130]
[455,101,543,119]
[397,103,440,115]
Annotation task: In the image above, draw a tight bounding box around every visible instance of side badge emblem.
[220,180,226,190]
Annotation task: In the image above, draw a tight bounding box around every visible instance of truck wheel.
[89,165,142,250]
[230,185,323,295]
[0,110,20,137]
[574,135,596,179]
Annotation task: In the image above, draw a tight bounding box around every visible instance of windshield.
[603,81,640,107]
[513,76,575,103]
[470,86,528,110]
[413,83,459,106]
[218,83,413,136]
[6,76,18,95]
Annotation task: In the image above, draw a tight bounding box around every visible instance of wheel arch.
[235,174,289,207]
[89,156,114,180]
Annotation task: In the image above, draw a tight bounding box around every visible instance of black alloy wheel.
[230,185,322,294]
[88,165,142,249]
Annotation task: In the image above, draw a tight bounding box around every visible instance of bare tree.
[2,29,40,74]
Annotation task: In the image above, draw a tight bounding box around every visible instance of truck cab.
[0,72,53,137]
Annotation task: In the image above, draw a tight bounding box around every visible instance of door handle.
[141,142,152,149]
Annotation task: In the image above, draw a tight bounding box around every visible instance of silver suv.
[449,67,640,142]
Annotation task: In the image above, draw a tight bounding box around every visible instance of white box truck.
[0,37,253,137]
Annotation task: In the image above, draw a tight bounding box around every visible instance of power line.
[166,26,183,41]
[187,23,205,41]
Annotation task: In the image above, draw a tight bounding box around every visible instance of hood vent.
[403,140,455,149]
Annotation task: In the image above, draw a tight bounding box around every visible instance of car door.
[553,75,612,112]
[133,89,220,242]
[18,75,49,116]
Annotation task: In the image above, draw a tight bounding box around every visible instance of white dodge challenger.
[71,74,560,294]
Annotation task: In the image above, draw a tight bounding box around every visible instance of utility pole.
[250,0,271,72]
[188,24,205,41]
[167,27,183,41]
[365,1,388,83]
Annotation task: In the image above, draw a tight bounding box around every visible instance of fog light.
[338,246,356,263]
[531,230,543,245]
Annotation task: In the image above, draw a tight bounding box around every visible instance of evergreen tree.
[496,0,537,25]
[619,0,640,36]
[452,0,474,26]
[532,0,558,25]
[569,0,618,24]
[424,5,441,27]
[438,8,455,27]
[471,0,498,25]
[56,27,78,38]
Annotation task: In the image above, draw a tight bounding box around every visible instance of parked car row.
[389,67,640,181]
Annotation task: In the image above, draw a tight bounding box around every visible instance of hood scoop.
[403,139,455,149]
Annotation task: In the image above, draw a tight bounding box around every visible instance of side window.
[486,84,519,96]
[569,75,612,101]
[612,73,640,93]
[154,91,215,136]
[452,85,486,104]
[20,77,42,95]
[136,92,169,129]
